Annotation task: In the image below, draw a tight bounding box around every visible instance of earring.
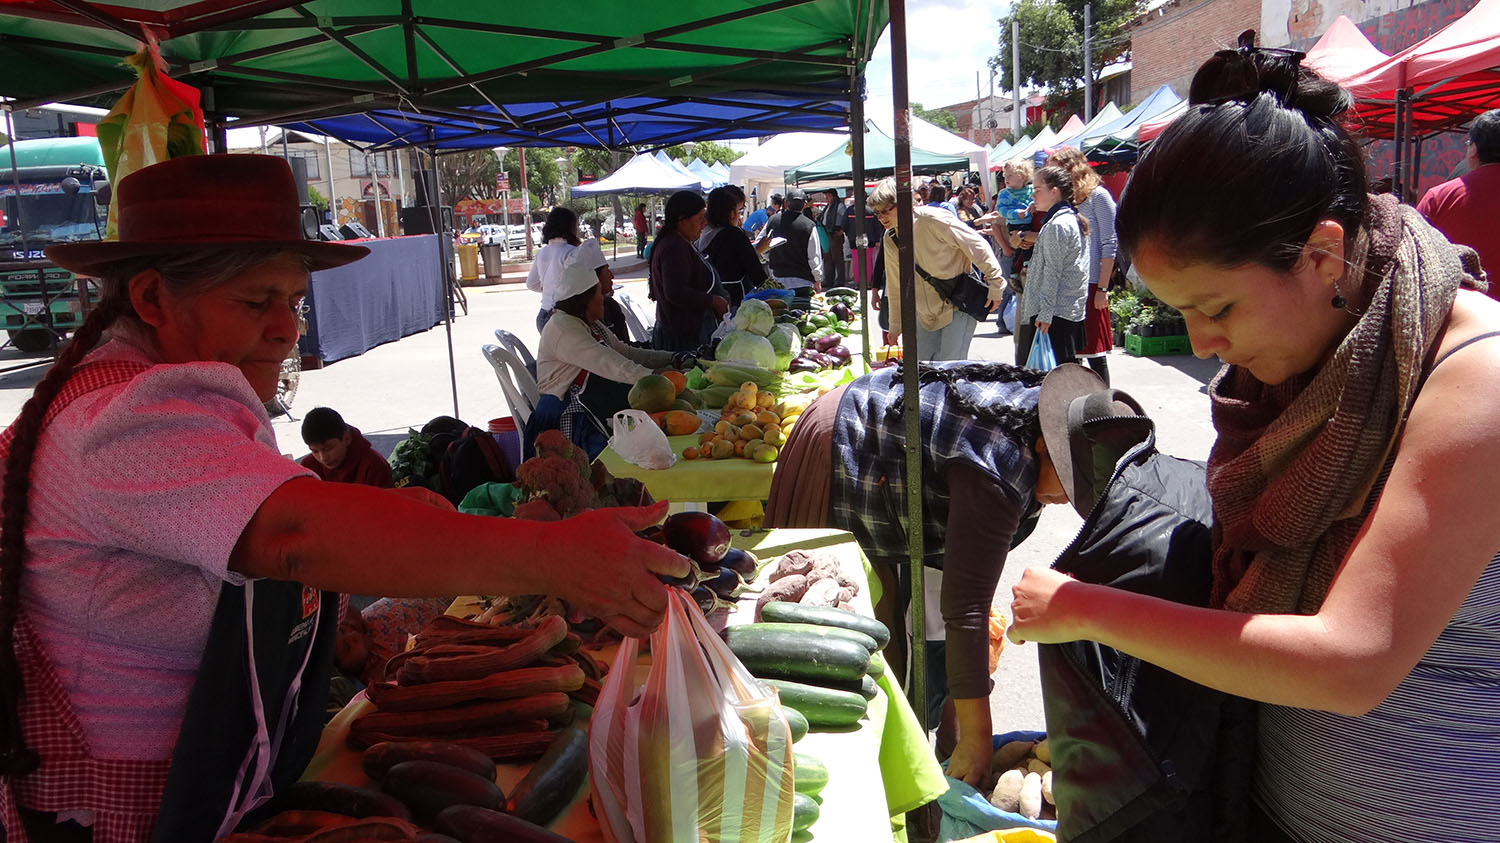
[1331,293,1347,310]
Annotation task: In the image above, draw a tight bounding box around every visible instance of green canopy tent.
[786,120,968,183]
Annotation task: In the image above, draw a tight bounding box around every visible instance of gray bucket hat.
[1038,364,1155,517]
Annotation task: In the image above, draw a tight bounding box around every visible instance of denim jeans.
[913,310,979,361]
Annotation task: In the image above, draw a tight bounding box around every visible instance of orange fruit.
[662,370,687,396]
[684,446,700,460]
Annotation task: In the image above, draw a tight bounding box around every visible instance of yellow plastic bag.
[95,36,204,239]
[590,589,795,842]
[953,829,1058,843]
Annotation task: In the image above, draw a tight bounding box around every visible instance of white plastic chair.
[493,328,538,381]
[615,290,655,344]
[481,343,540,428]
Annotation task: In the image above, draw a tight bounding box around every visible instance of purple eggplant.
[826,345,851,365]
[813,334,843,353]
[704,566,745,599]
[831,303,853,322]
[720,548,758,578]
[789,357,822,372]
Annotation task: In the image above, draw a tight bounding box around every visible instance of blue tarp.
[284,88,853,152]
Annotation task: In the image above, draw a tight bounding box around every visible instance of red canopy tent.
[1341,0,1500,191]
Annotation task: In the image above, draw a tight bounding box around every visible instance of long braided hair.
[0,247,296,774]
[889,360,1046,448]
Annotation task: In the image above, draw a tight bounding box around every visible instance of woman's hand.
[1035,321,1051,334]
[710,295,729,317]
[1094,289,1109,309]
[945,734,993,788]
[389,485,455,510]
[542,501,692,638]
[987,297,1002,312]
[1009,568,1088,645]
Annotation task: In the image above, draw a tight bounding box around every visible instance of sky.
[865,0,1016,109]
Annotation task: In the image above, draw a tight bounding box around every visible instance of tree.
[434,147,563,211]
[992,0,1139,109]
[307,185,329,215]
[661,140,742,166]
[911,102,959,132]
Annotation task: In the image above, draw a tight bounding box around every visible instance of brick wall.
[1129,0,1261,101]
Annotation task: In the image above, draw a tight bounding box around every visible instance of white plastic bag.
[590,589,796,843]
[609,409,676,469]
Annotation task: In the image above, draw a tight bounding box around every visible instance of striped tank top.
[1256,331,1500,842]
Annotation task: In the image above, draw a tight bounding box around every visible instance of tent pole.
[849,65,871,361]
[1393,91,1406,201]
[428,142,461,418]
[890,0,927,733]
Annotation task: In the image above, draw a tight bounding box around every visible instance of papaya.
[662,370,687,396]
[661,410,701,436]
[669,398,696,412]
[628,374,677,413]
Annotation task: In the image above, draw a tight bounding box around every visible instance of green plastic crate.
[1125,333,1192,357]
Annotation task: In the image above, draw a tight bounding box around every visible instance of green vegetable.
[820,674,879,700]
[797,320,816,336]
[705,362,779,389]
[823,287,860,298]
[762,678,867,727]
[792,791,821,832]
[505,725,589,827]
[783,705,810,742]
[867,651,886,679]
[732,298,776,336]
[759,602,891,649]
[729,622,877,653]
[697,384,739,408]
[716,330,778,370]
[793,752,828,797]
[724,626,871,685]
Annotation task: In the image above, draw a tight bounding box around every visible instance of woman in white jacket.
[1016,165,1091,367]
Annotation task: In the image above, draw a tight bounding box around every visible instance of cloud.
[866,0,1015,108]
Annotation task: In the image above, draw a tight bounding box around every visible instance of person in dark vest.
[0,154,689,842]
[765,188,823,296]
[299,407,393,488]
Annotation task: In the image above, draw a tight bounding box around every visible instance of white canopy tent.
[866,96,989,194]
[727,131,846,207]
[571,152,701,194]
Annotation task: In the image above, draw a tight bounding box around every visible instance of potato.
[1026,758,1051,775]
[990,740,1034,773]
[770,551,815,581]
[1033,738,1051,764]
[989,769,1024,813]
[755,575,810,618]
[1019,772,1044,820]
[1041,770,1054,806]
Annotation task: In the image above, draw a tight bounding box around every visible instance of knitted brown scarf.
[1207,194,1487,614]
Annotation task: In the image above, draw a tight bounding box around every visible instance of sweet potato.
[990,740,1035,773]
[770,551,815,581]
[799,577,843,607]
[1041,770,1054,806]
[755,574,809,618]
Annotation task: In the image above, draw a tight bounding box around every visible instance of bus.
[0,136,107,352]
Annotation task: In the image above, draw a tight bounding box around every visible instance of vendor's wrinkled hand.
[549,501,690,638]
[390,485,455,511]
[946,737,992,788]
[1008,568,1086,645]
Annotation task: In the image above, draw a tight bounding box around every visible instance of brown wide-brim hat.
[1038,364,1154,518]
[46,154,370,277]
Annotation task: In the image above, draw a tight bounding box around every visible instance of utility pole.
[1083,3,1094,122]
[975,70,983,143]
[1012,19,1023,138]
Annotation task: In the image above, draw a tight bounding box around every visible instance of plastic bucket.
[489,417,522,469]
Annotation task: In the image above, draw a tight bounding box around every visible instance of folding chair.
[615,290,655,344]
[481,344,540,432]
[493,328,538,381]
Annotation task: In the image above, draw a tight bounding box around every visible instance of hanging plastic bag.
[609,409,676,470]
[590,589,796,843]
[95,34,206,239]
[1002,295,1018,333]
[1025,332,1057,372]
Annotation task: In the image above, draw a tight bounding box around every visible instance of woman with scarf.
[0,155,689,842]
[1015,166,1090,367]
[1009,41,1500,842]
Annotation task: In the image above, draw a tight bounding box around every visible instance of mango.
[711,439,735,460]
[628,374,677,413]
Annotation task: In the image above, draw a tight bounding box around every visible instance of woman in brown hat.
[0,154,688,842]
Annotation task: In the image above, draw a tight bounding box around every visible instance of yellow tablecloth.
[303,529,946,841]
[597,434,775,504]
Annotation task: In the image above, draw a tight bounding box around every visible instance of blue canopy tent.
[1075,85,1184,163]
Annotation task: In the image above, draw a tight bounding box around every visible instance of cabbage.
[716,330,777,370]
[732,299,775,337]
[767,324,800,371]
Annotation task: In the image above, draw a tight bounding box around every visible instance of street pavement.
[0,251,1223,735]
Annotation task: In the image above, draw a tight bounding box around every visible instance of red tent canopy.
[1304,15,1391,89]
[1343,0,1500,139]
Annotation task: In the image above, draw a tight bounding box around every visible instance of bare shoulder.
[1404,289,1500,458]
[1428,289,1500,383]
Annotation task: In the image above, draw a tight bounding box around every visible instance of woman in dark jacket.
[648,190,727,351]
[696,186,768,308]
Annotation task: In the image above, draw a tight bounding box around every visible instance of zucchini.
[823,286,860,298]
[867,651,886,679]
[728,622,877,653]
[435,805,572,843]
[819,674,879,700]
[268,781,412,822]
[760,602,891,649]
[362,740,496,783]
[724,626,871,684]
[792,791,821,832]
[793,752,828,797]
[783,704,809,742]
[505,724,588,827]
[379,760,503,822]
[762,678,866,727]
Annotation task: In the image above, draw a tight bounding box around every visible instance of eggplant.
[704,566,745,600]
[826,345,851,365]
[661,512,731,566]
[831,303,853,322]
[813,334,842,353]
[789,358,822,373]
[690,585,719,614]
[720,548,758,578]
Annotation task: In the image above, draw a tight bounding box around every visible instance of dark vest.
[766,211,815,281]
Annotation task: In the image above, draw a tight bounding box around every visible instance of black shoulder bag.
[891,230,994,321]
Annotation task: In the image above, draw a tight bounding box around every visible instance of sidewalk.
[468,247,646,286]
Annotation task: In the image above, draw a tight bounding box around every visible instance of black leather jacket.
[1039,426,1257,843]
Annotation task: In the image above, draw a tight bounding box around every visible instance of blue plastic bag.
[1001,296,1017,333]
[936,731,1059,841]
[1025,332,1057,372]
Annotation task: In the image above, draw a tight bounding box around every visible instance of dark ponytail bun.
[1117,44,1368,273]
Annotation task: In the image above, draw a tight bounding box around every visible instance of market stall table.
[299,234,445,363]
[301,528,946,841]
